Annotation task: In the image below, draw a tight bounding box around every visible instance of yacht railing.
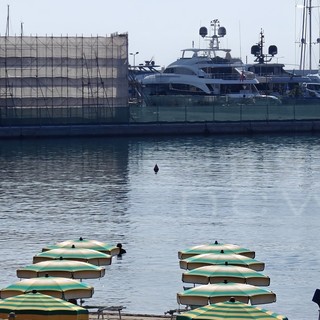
[207,73,245,80]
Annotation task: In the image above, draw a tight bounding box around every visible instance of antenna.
[239,20,242,61]
[6,5,10,37]
[251,29,277,64]
[199,19,227,51]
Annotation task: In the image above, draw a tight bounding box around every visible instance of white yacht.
[141,20,280,106]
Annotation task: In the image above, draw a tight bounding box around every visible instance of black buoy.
[154,164,159,174]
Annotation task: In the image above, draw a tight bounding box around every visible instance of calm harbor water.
[0,133,320,320]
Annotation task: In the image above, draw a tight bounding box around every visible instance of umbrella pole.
[8,312,16,319]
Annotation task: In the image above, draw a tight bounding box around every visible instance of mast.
[251,30,278,64]
[5,5,9,37]
[309,0,312,72]
[299,0,319,72]
[299,0,306,70]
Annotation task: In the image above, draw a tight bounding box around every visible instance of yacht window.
[163,68,174,74]
[251,65,284,76]
[201,66,237,79]
[163,67,195,75]
[307,84,320,91]
[170,83,203,92]
[220,84,252,94]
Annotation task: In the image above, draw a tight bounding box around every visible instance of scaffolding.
[0,33,128,125]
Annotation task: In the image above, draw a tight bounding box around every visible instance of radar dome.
[268,45,278,56]
[218,27,226,37]
[199,27,208,38]
[251,45,260,56]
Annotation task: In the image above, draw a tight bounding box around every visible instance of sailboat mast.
[299,0,315,72]
[309,0,312,72]
[299,0,307,71]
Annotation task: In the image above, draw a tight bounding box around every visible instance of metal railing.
[1,99,320,126]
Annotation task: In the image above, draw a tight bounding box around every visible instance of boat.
[141,19,280,106]
[301,82,320,98]
[247,30,311,101]
[128,60,161,105]
[291,0,320,101]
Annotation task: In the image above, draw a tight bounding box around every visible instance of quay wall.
[1,120,320,138]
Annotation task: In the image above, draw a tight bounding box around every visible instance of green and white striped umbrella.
[179,242,255,259]
[0,277,94,300]
[17,260,105,280]
[182,265,270,286]
[0,291,88,320]
[33,247,112,266]
[176,299,287,320]
[180,253,265,271]
[177,283,276,306]
[42,238,120,256]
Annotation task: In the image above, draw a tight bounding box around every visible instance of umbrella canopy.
[182,265,270,286]
[42,238,120,256]
[16,260,105,280]
[180,253,265,271]
[33,247,112,266]
[0,277,94,300]
[0,291,88,320]
[176,299,288,320]
[179,242,255,259]
[177,282,276,306]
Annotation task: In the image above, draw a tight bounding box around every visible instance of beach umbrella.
[16,260,105,280]
[182,264,270,286]
[179,242,255,259]
[176,299,288,320]
[42,238,120,256]
[33,247,112,266]
[0,291,88,320]
[177,282,276,306]
[0,277,94,300]
[180,253,265,271]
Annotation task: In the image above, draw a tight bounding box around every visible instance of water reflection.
[0,134,320,320]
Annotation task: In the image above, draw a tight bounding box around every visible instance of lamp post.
[130,51,139,67]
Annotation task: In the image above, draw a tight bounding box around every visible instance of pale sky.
[1,0,320,70]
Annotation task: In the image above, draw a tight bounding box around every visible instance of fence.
[1,100,320,126]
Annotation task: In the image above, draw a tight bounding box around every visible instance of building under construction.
[0,33,128,125]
